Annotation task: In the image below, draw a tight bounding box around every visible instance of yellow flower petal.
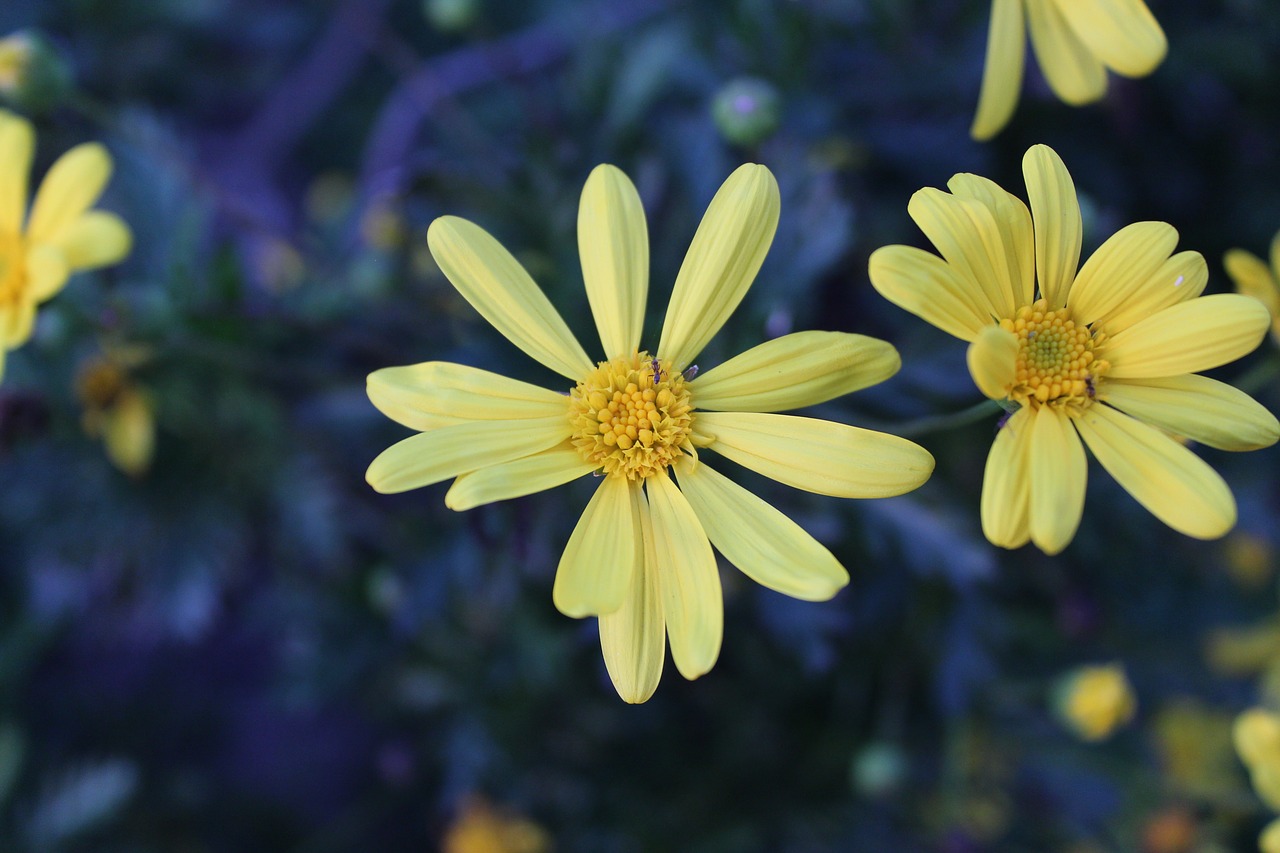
[1102,294,1269,379]
[0,110,33,234]
[0,298,34,348]
[947,172,1036,310]
[26,143,112,244]
[102,387,155,477]
[1261,817,1280,853]
[553,475,639,618]
[444,446,596,511]
[656,164,779,368]
[427,216,593,380]
[599,491,665,704]
[1054,0,1167,78]
[1025,0,1109,106]
[1023,144,1082,308]
[646,469,721,681]
[24,243,69,303]
[967,324,1019,401]
[1098,250,1207,332]
[867,245,993,341]
[366,361,568,431]
[907,187,1018,321]
[1028,407,1087,555]
[1068,222,1179,326]
[1235,708,1280,770]
[981,406,1033,549]
[365,415,571,494]
[676,458,847,601]
[696,411,935,498]
[1100,376,1280,452]
[971,0,1027,141]
[578,164,649,359]
[1075,404,1236,539]
[51,211,132,272]
[1224,248,1280,319]
[690,331,900,413]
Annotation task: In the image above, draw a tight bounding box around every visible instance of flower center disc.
[1000,299,1109,410]
[569,352,694,480]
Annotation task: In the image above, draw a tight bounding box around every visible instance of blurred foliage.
[0,0,1278,850]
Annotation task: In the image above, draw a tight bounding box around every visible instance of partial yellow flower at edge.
[869,144,1279,555]
[972,0,1168,140]
[365,163,934,703]
[0,109,132,381]
[1224,229,1280,346]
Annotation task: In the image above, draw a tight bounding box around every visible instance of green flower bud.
[423,0,480,33]
[711,77,781,148]
[0,30,72,115]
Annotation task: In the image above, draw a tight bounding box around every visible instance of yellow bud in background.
[1053,663,1137,742]
[0,30,72,114]
[442,796,550,853]
[76,355,156,478]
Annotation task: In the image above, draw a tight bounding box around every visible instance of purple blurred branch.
[231,0,394,170]
[357,0,679,209]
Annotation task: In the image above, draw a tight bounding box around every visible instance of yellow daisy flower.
[971,0,1167,140]
[869,144,1278,555]
[1224,229,1280,346]
[367,163,935,702]
[0,109,132,380]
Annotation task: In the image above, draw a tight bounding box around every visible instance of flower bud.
[711,77,781,148]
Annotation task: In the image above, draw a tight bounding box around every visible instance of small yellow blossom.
[1224,230,1280,346]
[972,0,1167,140]
[0,109,132,381]
[366,163,934,702]
[441,797,549,853]
[1054,662,1136,741]
[1235,707,1280,853]
[77,354,155,477]
[870,144,1279,554]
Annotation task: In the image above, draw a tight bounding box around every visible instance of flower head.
[972,0,1167,140]
[0,109,132,381]
[1224,229,1280,346]
[367,163,934,702]
[870,144,1279,554]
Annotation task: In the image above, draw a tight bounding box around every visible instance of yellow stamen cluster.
[569,351,694,480]
[1000,299,1109,411]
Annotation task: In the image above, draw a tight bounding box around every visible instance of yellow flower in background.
[76,353,155,477]
[1236,709,1280,833]
[1264,818,1280,853]
[367,163,934,702]
[442,797,549,853]
[1054,662,1136,741]
[0,109,132,381]
[1224,229,1280,345]
[870,144,1279,555]
[971,0,1167,140]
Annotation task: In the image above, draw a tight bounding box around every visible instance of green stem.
[1234,352,1280,396]
[893,398,1004,438]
